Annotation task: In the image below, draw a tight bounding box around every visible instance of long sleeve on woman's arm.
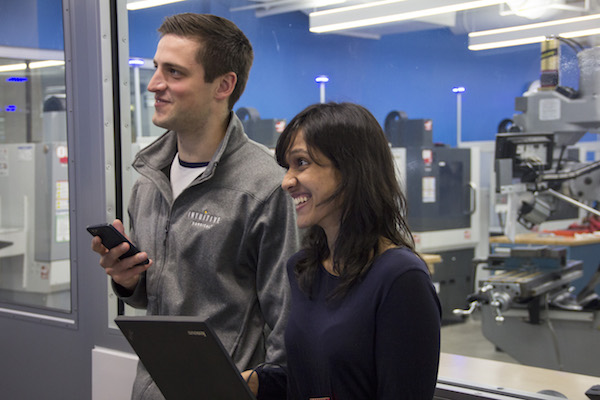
[376,269,441,399]
[256,364,287,400]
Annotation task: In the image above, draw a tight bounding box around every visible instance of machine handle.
[453,285,496,317]
[452,301,478,316]
[490,300,505,323]
[544,188,600,218]
[467,182,477,215]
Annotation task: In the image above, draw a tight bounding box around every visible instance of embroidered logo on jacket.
[188,210,222,230]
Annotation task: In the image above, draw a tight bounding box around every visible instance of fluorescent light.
[470,13,600,37]
[310,0,504,33]
[469,36,546,50]
[231,0,347,17]
[311,0,408,16]
[127,0,186,11]
[0,60,64,72]
[0,63,27,72]
[561,27,600,38]
[469,13,600,50]
[257,0,347,17]
[29,60,65,69]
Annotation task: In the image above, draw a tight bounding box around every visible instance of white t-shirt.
[170,153,208,199]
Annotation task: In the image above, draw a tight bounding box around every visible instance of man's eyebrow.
[154,60,189,73]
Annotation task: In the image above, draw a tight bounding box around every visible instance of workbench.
[439,353,599,400]
[422,253,442,275]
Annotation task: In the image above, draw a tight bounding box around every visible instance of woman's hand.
[241,369,259,396]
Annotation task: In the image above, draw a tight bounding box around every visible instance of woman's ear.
[215,72,237,101]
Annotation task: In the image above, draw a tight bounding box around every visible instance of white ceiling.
[230,0,599,40]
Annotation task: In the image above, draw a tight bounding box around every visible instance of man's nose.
[147,70,165,92]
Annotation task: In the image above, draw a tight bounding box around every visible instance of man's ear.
[215,72,237,101]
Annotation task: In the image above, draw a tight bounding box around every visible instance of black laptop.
[115,315,257,400]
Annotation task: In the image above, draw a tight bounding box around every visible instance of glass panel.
[118,0,600,378]
[129,59,165,141]
[0,0,70,312]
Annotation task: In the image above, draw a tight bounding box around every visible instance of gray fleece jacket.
[116,112,299,400]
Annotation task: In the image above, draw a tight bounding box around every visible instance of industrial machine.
[235,107,286,148]
[456,39,600,376]
[385,111,483,323]
[494,39,600,236]
[0,95,70,310]
[456,244,600,376]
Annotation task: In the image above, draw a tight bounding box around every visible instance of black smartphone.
[87,223,149,264]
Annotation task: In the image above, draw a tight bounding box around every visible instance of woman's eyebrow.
[287,148,308,156]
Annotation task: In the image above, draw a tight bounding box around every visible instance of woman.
[275,102,441,400]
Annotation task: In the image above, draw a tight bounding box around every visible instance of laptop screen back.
[115,315,256,400]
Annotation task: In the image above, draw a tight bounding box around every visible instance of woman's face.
[281,131,342,236]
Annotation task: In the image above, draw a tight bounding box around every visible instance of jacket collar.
[133,111,249,178]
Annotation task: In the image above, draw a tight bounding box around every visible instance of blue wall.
[5,0,591,146]
[127,3,543,146]
[0,0,63,50]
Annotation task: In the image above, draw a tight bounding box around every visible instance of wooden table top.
[489,233,600,247]
[421,253,442,274]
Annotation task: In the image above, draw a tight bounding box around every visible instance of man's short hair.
[158,13,253,110]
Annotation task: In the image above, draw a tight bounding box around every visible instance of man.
[91,13,298,399]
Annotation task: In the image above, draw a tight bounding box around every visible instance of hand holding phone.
[87,223,149,265]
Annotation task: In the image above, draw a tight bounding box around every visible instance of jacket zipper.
[163,218,170,249]
[157,216,170,312]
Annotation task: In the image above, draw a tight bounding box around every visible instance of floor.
[440,311,518,364]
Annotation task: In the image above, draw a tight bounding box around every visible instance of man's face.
[147,34,219,134]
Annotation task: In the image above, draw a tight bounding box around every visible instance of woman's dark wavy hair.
[275,102,416,299]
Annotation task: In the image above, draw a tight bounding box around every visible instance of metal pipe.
[542,160,600,181]
[544,188,600,217]
[133,66,143,139]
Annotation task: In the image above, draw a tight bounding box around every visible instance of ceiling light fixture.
[0,60,64,73]
[0,63,27,73]
[312,0,408,16]
[309,0,504,33]
[29,60,65,69]
[468,13,600,50]
[127,0,186,11]
[504,0,566,19]
[561,27,600,38]
[231,0,347,17]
